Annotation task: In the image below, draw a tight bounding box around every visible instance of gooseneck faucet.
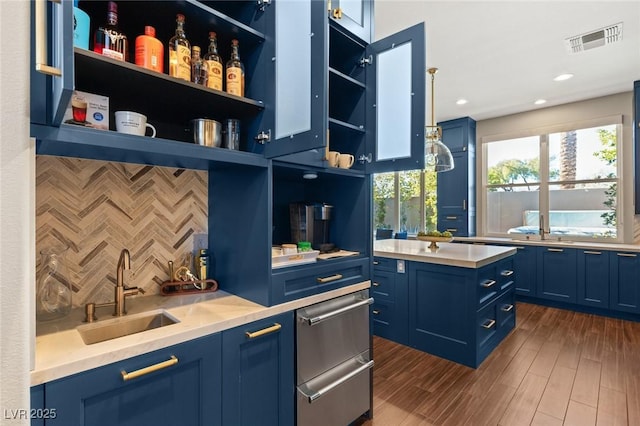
[84,248,145,322]
[539,214,546,240]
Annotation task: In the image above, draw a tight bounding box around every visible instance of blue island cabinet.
[407,256,515,368]
[221,312,294,426]
[43,334,222,426]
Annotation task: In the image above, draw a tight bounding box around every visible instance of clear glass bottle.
[93,1,128,61]
[36,245,72,321]
[226,39,245,97]
[191,46,208,86]
[169,14,191,81]
[204,32,223,91]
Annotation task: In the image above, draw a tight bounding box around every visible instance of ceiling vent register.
[565,22,623,53]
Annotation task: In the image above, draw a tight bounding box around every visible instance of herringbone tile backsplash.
[36,156,208,307]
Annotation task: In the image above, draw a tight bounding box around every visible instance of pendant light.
[425,68,454,172]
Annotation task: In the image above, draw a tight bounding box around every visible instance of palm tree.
[559,131,577,189]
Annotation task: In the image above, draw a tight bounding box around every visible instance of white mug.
[338,153,355,169]
[327,151,340,167]
[115,111,156,138]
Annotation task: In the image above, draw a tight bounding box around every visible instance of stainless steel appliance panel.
[296,351,372,426]
[296,289,372,384]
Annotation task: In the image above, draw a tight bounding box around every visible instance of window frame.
[480,115,623,242]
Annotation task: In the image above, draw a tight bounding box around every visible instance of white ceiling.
[374,1,640,122]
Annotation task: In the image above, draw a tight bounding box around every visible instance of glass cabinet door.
[330,0,373,43]
[263,0,327,158]
[365,22,425,174]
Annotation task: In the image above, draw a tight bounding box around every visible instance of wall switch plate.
[193,233,208,252]
[397,260,405,274]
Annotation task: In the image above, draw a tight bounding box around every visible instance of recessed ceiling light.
[534,99,547,105]
[456,99,468,105]
[554,73,574,81]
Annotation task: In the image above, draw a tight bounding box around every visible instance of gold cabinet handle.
[501,304,514,312]
[547,248,564,252]
[481,319,496,329]
[245,323,281,339]
[501,270,514,277]
[317,274,343,283]
[121,355,178,381]
[35,0,63,76]
[332,7,343,19]
[372,310,380,315]
[617,253,637,257]
[584,251,602,255]
[481,279,496,288]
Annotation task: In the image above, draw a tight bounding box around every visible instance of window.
[373,169,437,235]
[483,119,621,241]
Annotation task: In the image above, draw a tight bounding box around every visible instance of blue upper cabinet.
[30,0,74,126]
[329,0,373,43]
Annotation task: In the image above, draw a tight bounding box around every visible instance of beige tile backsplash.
[36,156,208,307]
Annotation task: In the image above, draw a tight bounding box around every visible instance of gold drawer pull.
[584,251,602,255]
[617,253,637,257]
[501,304,514,312]
[501,270,514,277]
[372,310,380,315]
[317,274,343,283]
[547,248,564,252]
[445,216,458,220]
[481,279,496,288]
[121,355,178,381]
[245,323,282,339]
[481,319,496,329]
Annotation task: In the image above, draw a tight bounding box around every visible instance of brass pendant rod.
[427,67,438,128]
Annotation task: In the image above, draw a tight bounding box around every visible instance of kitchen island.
[373,239,516,368]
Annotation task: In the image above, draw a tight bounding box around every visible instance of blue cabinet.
[44,334,222,426]
[437,117,476,236]
[537,246,577,303]
[610,251,640,313]
[329,0,373,43]
[30,385,45,426]
[371,257,409,345]
[577,249,609,308]
[407,256,515,368]
[634,81,640,214]
[222,312,294,426]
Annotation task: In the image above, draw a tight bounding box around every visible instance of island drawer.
[497,258,515,291]
[272,257,369,304]
[476,299,499,357]
[371,270,396,302]
[477,264,499,308]
[373,257,397,271]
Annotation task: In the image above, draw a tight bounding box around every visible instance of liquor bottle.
[226,39,245,97]
[191,46,208,86]
[204,32,223,91]
[135,26,163,73]
[93,1,128,61]
[169,14,191,81]
[73,0,90,50]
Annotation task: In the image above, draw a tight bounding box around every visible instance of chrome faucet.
[84,249,145,322]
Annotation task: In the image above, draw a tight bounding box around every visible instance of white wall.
[0,0,32,423]
[476,92,636,243]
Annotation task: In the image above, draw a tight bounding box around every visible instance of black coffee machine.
[289,202,335,252]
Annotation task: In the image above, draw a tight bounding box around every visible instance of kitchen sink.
[77,309,179,345]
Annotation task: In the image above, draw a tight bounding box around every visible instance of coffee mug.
[338,153,355,169]
[327,151,340,167]
[115,111,156,138]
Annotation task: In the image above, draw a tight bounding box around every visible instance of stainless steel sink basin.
[77,309,179,345]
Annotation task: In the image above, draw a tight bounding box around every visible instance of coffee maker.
[289,203,335,252]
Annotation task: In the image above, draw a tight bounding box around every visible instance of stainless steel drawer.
[296,289,371,385]
[297,352,372,426]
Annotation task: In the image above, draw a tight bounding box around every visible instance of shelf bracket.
[257,0,271,12]
[255,129,271,144]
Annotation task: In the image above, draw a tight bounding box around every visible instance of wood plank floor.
[356,302,640,426]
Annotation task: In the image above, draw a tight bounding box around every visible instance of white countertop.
[32,282,370,385]
[454,236,640,252]
[374,239,516,268]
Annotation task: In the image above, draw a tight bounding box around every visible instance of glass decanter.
[36,245,72,321]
